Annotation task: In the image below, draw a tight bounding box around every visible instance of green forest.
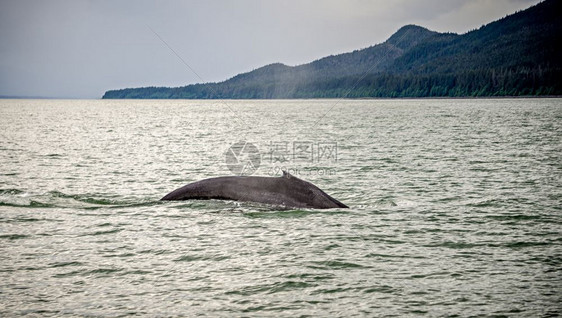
[103,0,561,99]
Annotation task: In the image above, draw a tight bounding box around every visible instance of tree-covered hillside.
[103,0,561,99]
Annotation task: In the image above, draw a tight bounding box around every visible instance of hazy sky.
[0,0,541,98]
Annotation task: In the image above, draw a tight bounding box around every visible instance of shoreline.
[2,95,561,101]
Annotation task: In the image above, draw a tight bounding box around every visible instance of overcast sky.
[0,0,541,98]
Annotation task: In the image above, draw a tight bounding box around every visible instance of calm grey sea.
[0,98,560,317]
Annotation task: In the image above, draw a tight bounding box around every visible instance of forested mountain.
[103,0,561,99]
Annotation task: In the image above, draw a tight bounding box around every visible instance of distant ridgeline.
[103,0,561,99]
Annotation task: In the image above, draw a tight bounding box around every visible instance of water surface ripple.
[0,99,560,317]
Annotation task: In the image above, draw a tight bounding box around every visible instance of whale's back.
[161,173,348,209]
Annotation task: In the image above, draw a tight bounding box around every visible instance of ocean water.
[0,98,560,317]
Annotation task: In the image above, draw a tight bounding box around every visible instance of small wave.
[0,172,18,176]
[138,249,171,256]
[485,214,543,221]
[504,241,552,248]
[424,241,482,249]
[243,209,315,219]
[174,254,231,262]
[45,153,64,158]
[102,252,136,258]
[29,200,55,208]
[0,188,158,210]
[283,273,335,281]
[121,270,153,276]
[0,188,24,195]
[225,281,313,296]
[81,228,123,236]
[2,217,42,223]
[50,191,117,205]
[0,200,55,208]
[86,268,123,275]
[365,253,426,259]
[307,260,367,270]
[0,234,29,240]
[466,199,502,208]
[49,261,84,268]
[53,270,84,278]
[364,285,398,294]
[433,196,462,203]
[373,198,398,207]
[310,286,362,295]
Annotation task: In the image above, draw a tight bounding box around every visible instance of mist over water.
[1,99,560,316]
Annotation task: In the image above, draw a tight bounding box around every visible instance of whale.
[161,171,348,209]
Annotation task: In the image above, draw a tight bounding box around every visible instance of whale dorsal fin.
[282,170,292,179]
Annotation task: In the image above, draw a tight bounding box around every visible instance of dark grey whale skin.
[161,172,348,209]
